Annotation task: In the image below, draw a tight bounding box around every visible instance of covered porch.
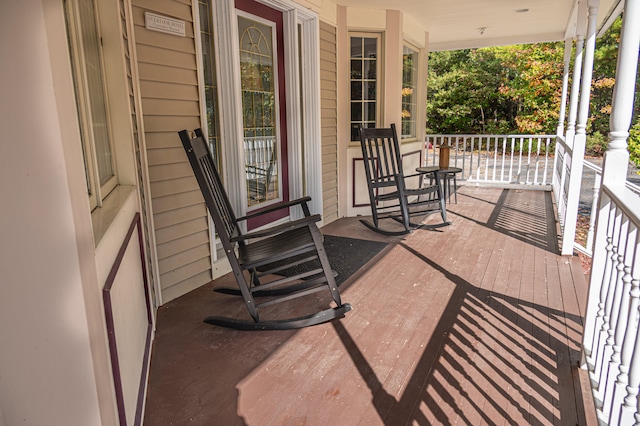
[143,186,596,424]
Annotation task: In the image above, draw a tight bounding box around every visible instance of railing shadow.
[451,189,559,253]
[332,188,586,425]
[333,243,586,424]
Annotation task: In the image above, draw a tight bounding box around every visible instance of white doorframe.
[214,0,323,221]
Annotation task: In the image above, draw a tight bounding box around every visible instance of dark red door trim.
[236,0,290,230]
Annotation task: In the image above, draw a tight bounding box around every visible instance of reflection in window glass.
[65,0,117,209]
[350,35,379,141]
[238,16,280,207]
[199,0,222,168]
[402,45,418,139]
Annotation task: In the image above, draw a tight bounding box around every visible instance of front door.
[236,0,289,229]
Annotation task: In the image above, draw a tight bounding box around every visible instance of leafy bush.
[586,132,608,157]
[629,122,640,169]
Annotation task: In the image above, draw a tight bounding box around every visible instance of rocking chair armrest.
[231,214,322,242]
[236,196,313,222]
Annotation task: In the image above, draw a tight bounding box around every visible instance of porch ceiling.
[336,0,620,51]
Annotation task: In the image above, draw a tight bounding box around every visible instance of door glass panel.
[238,15,280,208]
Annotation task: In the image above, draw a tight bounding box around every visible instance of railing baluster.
[481,136,488,181]
[534,136,541,184]
[594,206,624,405]
[588,169,602,253]
[491,136,497,181]
[542,137,549,185]
[608,222,639,425]
[601,212,631,418]
[461,136,467,179]
[618,239,640,424]
[499,136,506,181]
[586,202,617,365]
[517,136,523,183]
[508,137,515,183]
[476,136,482,181]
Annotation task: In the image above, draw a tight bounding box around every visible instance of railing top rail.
[425,134,555,138]
[584,159,603,174]
[602,182,640,228]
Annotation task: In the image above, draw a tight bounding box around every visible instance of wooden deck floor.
[143,187,596,425]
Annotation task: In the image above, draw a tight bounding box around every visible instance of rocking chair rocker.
[358,124,449,236]
[179,129,352,330]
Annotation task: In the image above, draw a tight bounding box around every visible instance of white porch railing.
[582,183,640,425]
[567,158,640,256]
[424,134,555,186]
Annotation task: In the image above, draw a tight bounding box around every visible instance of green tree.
[427,43,565,135]
[427,49,515,134]
[427,17,640,167]
[492,43,565,133]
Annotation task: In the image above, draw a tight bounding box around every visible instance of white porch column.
[600,8,637,187]
[557,27,585,223]
[561,0,599,255]
[557,38,573,137]
[553,38,575,202]
[583,0,640,422]
[565,34,585,148]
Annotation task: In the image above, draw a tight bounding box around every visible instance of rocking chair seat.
[179,128,351,330]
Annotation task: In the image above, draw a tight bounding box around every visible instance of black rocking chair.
[358,124,449,236]
[179,129,352,330]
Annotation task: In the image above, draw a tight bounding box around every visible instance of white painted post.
[565,32,585,149]
[561,0,599,255]
[557,38,573,137]
[558,33,584,222]
[553,39,573,201]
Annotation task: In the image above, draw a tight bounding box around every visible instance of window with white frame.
[350,34,381,141]
[65,0,117,210]
[401,44,418,139]
[198,0,222,169]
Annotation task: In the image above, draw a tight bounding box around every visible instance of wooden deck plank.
[390,191,503,425]
[454,206,513,425]
[143,187,592,425]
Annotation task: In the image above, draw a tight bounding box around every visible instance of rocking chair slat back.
[357,123,449,235]
[178,129,352,330]
[182,129,240,243]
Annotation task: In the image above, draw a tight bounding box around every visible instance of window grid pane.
[350,35,378,141]
[401,45,418,139]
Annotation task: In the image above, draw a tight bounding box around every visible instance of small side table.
[416,166,462,204]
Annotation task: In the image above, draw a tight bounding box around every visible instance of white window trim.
[401,42,419,142]
[65,0,118,210]
[348,31,383,144]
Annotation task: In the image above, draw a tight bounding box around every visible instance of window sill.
[91,185,136,246]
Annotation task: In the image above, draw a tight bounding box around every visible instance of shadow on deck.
[143,187,596,425]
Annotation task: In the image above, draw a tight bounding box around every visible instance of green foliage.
[629,122,640,169]
[492,43,565,133]
[426,15,640,167]
[427,49,511,134]
[589,17,621,139]
[427,43,564,135]
[586,132,608,157]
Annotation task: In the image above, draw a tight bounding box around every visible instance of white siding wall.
[131,0,213,303]
[320,20,339,224]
